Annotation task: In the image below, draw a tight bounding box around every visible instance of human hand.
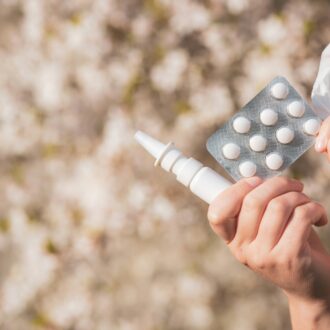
[313,44,330,161]
[315,115,330,161]
[207,177,330,329]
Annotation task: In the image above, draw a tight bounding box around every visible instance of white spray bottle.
[135,131,232,204]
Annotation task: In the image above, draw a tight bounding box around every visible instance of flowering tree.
[0,0,329,329]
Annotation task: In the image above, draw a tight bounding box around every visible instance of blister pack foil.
[206,76,321,181]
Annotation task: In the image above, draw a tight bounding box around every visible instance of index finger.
[208,177,263,241]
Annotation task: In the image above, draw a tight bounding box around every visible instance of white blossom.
[258,15,287,46]
[0,1,329,329]
[151,50,188,93]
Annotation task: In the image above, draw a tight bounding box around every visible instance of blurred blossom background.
[0,0,329,329]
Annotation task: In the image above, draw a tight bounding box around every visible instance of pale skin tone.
[207,176,330,330]
[207,46,330,328]
[315,115,330,160]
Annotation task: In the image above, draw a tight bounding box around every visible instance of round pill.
[249,135,267,152]
[233,116,251,134]
[222,143,240,160]
[276,127,295,144]
[271,82,289,100]
[260,108,278,126]
[303,118,321,136]
[287,100,305,118]
[266,153,284,170]
[239,161,257,178]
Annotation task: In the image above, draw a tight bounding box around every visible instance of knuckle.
[249,253,269,270]
[268,198,287,214]
[237,254,247,266]
[313,202,325,213]
[293,191,309,203]
[308,202,327,222]
[251,255,265,269]
[207,205,222,225]
[275,176,291,186]
[294,205,310,219]
[244,193,260,210]
[230,244,247,265]
[278,254,294,270]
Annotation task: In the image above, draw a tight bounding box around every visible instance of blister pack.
[206,76,321,181]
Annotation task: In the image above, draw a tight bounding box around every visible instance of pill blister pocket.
[206,76,321,181]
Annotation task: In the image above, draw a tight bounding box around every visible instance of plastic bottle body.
[189,167,231,204]
[159,147,232,204]
[134,131,233,205]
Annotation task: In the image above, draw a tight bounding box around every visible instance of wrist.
[286,292,330,330]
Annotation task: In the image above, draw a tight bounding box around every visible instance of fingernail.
[315,136,327,152]
[245,176,263,187]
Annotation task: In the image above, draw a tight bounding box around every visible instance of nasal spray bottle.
[135,131,232,204]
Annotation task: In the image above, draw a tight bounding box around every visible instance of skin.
[207,176,330,330]
[315,116,330,161]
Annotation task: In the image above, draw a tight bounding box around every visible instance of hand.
[313,44,330,161]
[315,115,330,161]
[312,44,330,120]
[207,176,330,329]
